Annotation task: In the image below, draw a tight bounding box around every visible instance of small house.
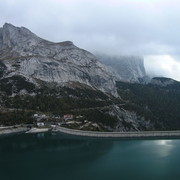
[51,125,56,128]
[33,114,39,118]
[41,114,46,119]
[66,121,75,124]
[37,122,45,127]
[52,115,61,119]
[76,115,83,119]
[63,114,73,120]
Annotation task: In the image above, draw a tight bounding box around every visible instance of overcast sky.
[0,0,180,80]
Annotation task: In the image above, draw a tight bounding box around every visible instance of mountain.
[0,23,117,96]
[0,23,180,132]
[96,54,147,83]
[0,23,152,131]
[150,77,178,87]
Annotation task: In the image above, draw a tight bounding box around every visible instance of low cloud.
[145,55,180,80]
[0,0,180,80]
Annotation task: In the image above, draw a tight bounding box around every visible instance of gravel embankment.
[0,126,28,135]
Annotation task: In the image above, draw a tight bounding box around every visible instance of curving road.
[53,126,180,138]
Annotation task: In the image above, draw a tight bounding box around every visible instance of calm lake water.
[0,133,180,180]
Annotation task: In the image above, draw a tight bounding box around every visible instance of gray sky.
[1,0,180,80]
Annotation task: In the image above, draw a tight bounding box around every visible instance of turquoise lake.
[0,133,180,180]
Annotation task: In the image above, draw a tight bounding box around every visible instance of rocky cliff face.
[97,54,146,83]
[0,23,117,96]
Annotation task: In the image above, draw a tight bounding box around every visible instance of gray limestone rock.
[0,23,118,96]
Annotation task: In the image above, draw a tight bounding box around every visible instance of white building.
[37,122,45,127]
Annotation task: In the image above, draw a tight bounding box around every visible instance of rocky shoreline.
[0,126,51,135]
[0,126,28,135]
[26,127,50,133]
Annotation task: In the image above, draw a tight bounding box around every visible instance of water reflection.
[154,140,174,157]
[142,139,175,158]
[0,133,113,161]
[0,133,114,180]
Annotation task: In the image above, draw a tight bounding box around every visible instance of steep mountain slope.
[97,54,147,83]
[117,78,180,130]
[0,23,117,96]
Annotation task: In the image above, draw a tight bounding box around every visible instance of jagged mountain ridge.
[0,23,117,96]
[96,54,146,83]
